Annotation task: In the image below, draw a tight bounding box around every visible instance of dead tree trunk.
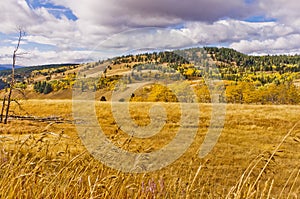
[4,30,23,124]
[0,96,6,123]
[4,88,13,124]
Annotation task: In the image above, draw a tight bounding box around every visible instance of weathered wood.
[4,88,12,124]
[7,115,74,124]
[0,96,6,123]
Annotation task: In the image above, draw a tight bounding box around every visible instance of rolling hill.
[0,47,300,104]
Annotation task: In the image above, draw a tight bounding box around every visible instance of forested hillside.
[1,47,300,104]
[107,48,300,104]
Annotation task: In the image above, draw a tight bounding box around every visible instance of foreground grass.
[0,100,299,198]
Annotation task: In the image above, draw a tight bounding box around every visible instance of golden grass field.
[0,100,300,198]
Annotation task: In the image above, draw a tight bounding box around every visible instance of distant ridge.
[0,63,79,77]
[0,64,23,71]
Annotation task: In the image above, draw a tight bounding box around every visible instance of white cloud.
[96,28,195,52]
[0,0,79,49]
[0,45,99,66]
[1,0,300,65]
[24,35,56,46]
[0,0,37,33]
[230,34,300,55]
[47,0,258,45]
[0,46,16,64]
[21,48,97,65]
[43,0,300,56]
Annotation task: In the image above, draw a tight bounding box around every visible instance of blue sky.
[25,0,77,20]
[0,0,300,66]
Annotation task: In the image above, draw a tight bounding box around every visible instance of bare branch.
[14,28,25,52]
[14,88,28,99]
[15,52,29,56]
[11,99,28,114]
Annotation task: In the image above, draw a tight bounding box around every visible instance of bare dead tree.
[4,29,25,124]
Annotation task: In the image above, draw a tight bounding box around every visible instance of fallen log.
[8,115,74,124]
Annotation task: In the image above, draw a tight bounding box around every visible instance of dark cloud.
[54,0,260,34]
[259,0,300,29]
[118,0,256,24]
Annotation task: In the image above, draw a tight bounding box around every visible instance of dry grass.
[0,100,300,198]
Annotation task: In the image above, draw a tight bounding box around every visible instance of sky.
[0,0,299,66]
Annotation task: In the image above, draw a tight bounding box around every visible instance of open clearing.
[0,100,300,198]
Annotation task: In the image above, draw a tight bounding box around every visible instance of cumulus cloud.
[0,0,37,33]
[96,19,296,55]
[53,0,255,24]
[1,0,300,65]
[21,48,97,65]
[0,0,79,48]
[181,20,295,44]
[0,46,17,64]
[49,0,258,38]
[0,45,99,66]
[43,0,300,56]
[230,34,300,55]
[259,0,300,29]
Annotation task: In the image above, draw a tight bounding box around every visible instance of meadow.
[0,100,299,198]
